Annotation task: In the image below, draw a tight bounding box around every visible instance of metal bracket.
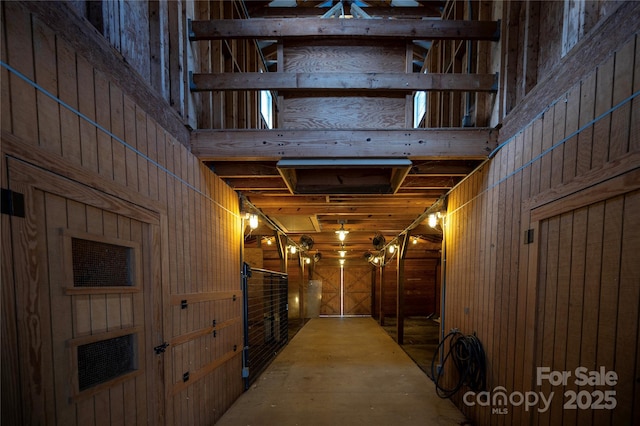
[183,372,190,382]
[181,300,188,309]
[1,188,25,218]
[524,229,534,244]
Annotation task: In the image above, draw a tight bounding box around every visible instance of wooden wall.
[281,40,410,129]
[379,257,440,318]
[1,2,243,425]
[441,10,640,424]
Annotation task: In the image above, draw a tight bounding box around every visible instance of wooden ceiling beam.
[189,18,500,41]
[191,128,496,160]
[190,72,498,92]
[259,206,426,215]
[246,5,444,18]
[247,194,437,206]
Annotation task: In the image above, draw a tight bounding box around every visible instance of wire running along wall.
[242,264,289,389]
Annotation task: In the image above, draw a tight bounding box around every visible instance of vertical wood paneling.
[592,55,614,169]
[57,38,81,163]
[33,17,62,154]
[123,96,139,192]
[445,31,640,426]
[94,70,114,180]
[4,2,37,143]
[562,83,581,183]
[610,36,635,161]
[577,71,596,175]
[77,55,99,173]
[631,34,640,154]
[2,4,244,425]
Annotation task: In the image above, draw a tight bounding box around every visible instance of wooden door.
[7,159,165,425]
[532,189,640,425]
[315,265,340,316]
[343,265,372,316]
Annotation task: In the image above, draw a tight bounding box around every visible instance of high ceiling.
[190,0,498,261]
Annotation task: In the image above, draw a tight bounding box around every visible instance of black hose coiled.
[429,329,486,399]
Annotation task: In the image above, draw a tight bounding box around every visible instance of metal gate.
[242,263,288,389]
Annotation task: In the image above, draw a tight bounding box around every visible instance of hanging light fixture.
[339,258,345,267]
[412,236,418,244]
[289,245,297,254]
[338,244,347,258]
[428,213,437,228]
[335,222,349,241]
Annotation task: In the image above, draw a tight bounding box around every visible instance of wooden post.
[370,265,377,319]
[397,234,409,345]
[379,261,385,326]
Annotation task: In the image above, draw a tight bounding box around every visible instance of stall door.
[533,188,640,425]
[7,158,165,425]
[343,265,372,316]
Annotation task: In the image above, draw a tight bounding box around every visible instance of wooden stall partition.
[1,2,245,425]
[442,27,640,426]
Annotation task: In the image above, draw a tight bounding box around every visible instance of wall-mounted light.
[305,257,311,264]
[266,238,273,245]
[428,213,437,228]
[412,236,418,244]
[373,256,379,264]
[388,245,396,254]
[249,214,259,229]
[289,245,297,254]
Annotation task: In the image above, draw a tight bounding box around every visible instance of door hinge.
[1,188,25,218]
[154,342,169,354]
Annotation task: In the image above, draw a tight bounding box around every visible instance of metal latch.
[154,342,169,354]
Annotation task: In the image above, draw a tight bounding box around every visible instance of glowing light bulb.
[249,214,258,229]
[305,257,311,264]
[339,250,346,258]
[428,213,437,228]
[388,245,395,254]
[290,246,297,254]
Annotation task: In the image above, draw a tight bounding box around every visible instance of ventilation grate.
[72,238,133,287]
[78,334,136,391]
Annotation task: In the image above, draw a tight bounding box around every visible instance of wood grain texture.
[191,128,497,160]
[190,18,501,41]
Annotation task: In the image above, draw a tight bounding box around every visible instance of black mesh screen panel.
[78,334,136,391]
[72,238,133,287]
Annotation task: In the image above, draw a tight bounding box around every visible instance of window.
[260,89,273,129]
[562,0,585,57]
[413,90,426,128]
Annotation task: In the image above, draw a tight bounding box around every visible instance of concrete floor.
[215,317,467,426]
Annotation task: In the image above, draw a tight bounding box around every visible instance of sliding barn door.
[314,265,372,316]
[343,265,372,316]
[7,158,166,425]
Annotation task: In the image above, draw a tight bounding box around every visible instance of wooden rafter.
[191,128,497,160]
[190,72,498,92]
[189,18,500,41]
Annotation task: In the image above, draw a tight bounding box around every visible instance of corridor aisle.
[215,317,467,426]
